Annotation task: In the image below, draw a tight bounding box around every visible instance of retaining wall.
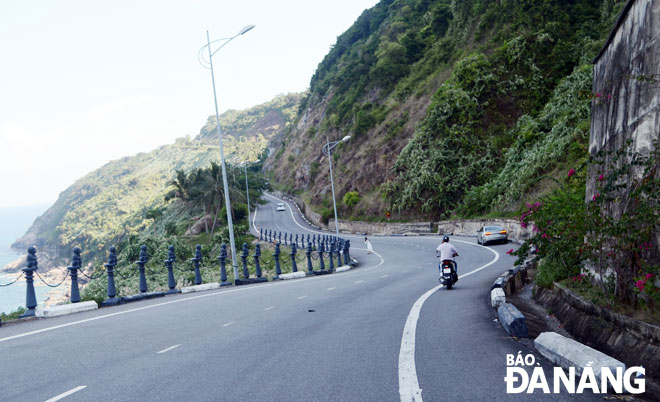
[534,282,660,395]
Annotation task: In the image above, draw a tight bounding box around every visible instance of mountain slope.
[265,0,626,221]
[12,93,302,269]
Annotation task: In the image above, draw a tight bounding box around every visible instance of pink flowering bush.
[515,141,660,309]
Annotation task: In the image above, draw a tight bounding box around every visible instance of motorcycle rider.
[436,235,459,282]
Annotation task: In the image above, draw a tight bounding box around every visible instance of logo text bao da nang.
[504,352,645,394]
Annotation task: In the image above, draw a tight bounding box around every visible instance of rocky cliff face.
[589,0,660,262]
[265,0,627,221]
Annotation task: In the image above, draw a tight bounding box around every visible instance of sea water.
[0,204,50,315]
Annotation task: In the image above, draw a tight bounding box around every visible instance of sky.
[0,0,379,208]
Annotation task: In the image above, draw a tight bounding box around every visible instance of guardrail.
[1,232,352,319]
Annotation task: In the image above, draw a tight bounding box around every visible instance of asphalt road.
[0,194,606,401]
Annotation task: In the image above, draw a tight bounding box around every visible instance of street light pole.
[241,159,260,219]
[202,25,254,283]
[322,136,351,238]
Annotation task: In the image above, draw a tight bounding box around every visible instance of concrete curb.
[181,283,221,294]
[279,272,307,280]
[335,265,351,272]
[534,331,626,381]
[36,301,98,318]
[497,302,529,338]
[491,288,506,308]
[490,257,537,337]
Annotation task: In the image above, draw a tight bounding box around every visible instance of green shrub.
[343,191,360,208]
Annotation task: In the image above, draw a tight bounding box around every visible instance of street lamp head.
[341,135,351,142]
[238,24,256,35]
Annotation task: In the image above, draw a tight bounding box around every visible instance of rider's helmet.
[442,235,449,242]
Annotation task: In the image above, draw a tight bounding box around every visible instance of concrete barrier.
[497,302,529,338]
[335,265,351,273]
[36,301,98,318]
[534,332,626,381]
[491,288,506,308]
[181,283,220,294]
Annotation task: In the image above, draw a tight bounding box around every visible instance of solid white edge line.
[44,385,87,402]
[264,306,275,311]
[156,344,181,354]
[398,241,499,402]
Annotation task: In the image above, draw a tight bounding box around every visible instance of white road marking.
[264,306,275,311]
[157,344,181,354]
[327,287,336,291]
[381,274,389,278]
[2,197,389,345]
[222,322,234,327]
[296,295,307,299]
[45,386,87,402]
[398,241,500,402]
[354,280,364,284]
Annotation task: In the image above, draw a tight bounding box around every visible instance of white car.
[476,225,508,245]
[276,202,286,211]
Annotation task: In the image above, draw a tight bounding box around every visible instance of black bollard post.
[165,245,179,294]
[241,243,250,279]
[67,247,82,303]
[137,245,149,293]
[318,242,325,271]
[273,242,282,279]
[295,234,299,248]
[290,243,298,273]
[260,228,263,241]
[219,244,230,286]
[306,242,313,273]
[19,247,38,318]
[254,244,263,278]
[278,232,282,245]
[328,241,335,271]
[192,244,202,285]
[103,246,119,305]
[344,240,351,265]
[336,241,343,267]
[284,233,288,246]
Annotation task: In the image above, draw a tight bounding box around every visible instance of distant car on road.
[477,225,508,245]
[276,202,286,211]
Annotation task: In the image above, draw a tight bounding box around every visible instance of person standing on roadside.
[365,236,374,254]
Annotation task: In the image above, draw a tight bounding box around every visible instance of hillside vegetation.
[12,94,301,269]
[266,0,626,221]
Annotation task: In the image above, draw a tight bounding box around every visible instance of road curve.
[0,195,603,401]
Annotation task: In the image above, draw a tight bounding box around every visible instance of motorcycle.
[439,259,457,289]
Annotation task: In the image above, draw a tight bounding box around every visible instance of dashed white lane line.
[381,274,389,278]
[327,287,336,291]
[45,386,87,402]
[297,295,308,299]
[157,344,181,354]
[222,322,234,327]
[264,306,275,311]
[354,280,364,284]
